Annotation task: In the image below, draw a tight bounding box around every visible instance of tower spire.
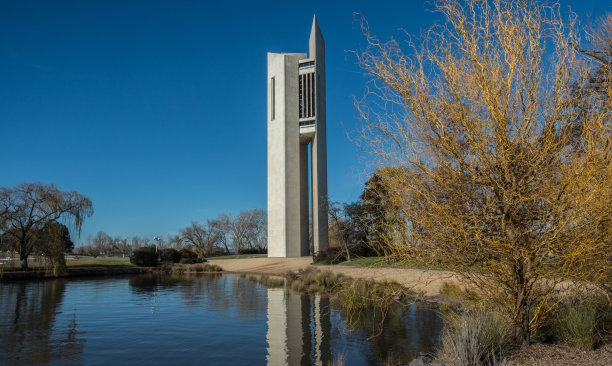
[309,15,324,59]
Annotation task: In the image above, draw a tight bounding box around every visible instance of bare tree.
[120,237,132,257]
[180,221,217,257]
[355,0,611,344]
[0,183,93,269]
[91,231,111,257]
[244,208,267,253]
[574,13,612,96]
[166,234,184,249]
[131,235,145,250]
[228,211,254,254]
[212,214,231,254]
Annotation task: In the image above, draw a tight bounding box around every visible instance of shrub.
[558,300,597,350]
[206,247,228,257]
[203,264,222,272]
[264,275,286,287]
[190,263,206,273]
[238,248,266,255]
[179,248,198,264]
[544,297,611,350]
[169,263,186,274]
[130,246,159,267]
[349,243,378,258]
[439,282,478,313]
[437,307,513,366]
[313,247,346,264]
[159,248,181,263]
[340,279,378,317]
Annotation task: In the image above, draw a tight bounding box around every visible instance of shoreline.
[2,257,461,298]
[0,266,150,281]
[208,256,462,297]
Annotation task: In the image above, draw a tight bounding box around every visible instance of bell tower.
[267,16,328,257]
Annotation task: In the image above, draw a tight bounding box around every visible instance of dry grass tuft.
[437,307,514,366]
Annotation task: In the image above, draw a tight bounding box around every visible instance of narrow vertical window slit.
[271,77,275,120]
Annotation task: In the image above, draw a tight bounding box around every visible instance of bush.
[543,297,611,350]
[202,263,222,272]
[238,248,267,255]
[206,247,229,257]
[169,263,186,274]
[558,300,598,350]
[130,246,159,267]
[313,247,346,264]
[159,248,181,263]
[350,243,378,258]
[437,307,513,366]
[179,248,198,264]
[249,274,285,288]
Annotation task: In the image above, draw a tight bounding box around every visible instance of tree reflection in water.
[337,301,442,364]
[0,279,84,366]
[128,273,268,318]
[0,274,441,366]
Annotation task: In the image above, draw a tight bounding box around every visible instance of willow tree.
[0,183,93,269]
[355,0,611,344]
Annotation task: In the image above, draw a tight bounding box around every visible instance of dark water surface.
[0,274,442,365]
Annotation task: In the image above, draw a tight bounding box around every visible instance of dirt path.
[208,257,460,296]
[208,257,313,275]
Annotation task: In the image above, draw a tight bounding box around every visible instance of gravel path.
[207,257,460,296]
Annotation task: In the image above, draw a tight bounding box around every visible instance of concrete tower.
[267,16,328,257]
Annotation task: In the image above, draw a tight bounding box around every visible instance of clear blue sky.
[1,0,609,244]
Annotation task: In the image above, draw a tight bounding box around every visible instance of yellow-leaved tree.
[355,0,611,344]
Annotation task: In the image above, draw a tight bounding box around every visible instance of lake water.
[0,274,442,365]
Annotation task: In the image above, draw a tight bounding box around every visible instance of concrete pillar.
[309,17,329,254]
[299,142,310,256]
[267,52,306,257]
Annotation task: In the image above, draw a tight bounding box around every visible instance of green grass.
[208,254,268,260]
[336,256,448,270]
[67,257,134,269]
[335,255,489,273]
[0,257,134,271]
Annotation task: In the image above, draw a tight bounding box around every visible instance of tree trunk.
[343,237,351,262]
[20,255,28,270]
[522,311,531,346]
[515,305,531,346]
[514,278,531,346]
[19,234,30,270]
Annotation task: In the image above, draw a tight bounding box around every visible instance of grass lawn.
[0,257,134,272]
[67,257,134,269]
[208,254,268,260]
[335,256,456,271]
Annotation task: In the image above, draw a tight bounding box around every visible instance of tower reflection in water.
[266,289,331,366]
[265,286,443,366]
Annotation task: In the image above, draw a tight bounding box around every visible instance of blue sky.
[1,0,609,244]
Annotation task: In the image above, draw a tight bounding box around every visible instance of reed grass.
[168,263,222,274]
[437,307,513,366]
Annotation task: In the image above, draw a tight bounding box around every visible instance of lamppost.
[153,236,161,252]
